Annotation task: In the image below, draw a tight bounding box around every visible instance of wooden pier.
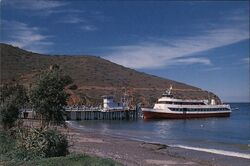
[65,107,139,121]
[19,107,140,121]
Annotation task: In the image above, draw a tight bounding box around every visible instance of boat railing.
[163,104,231,109]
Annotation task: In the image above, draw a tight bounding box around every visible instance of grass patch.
[4,154,121,166]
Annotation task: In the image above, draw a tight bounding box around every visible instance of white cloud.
[59,14,87,24]
[1,20,53,53]
[58,14,98,31]
[104,26,249,69]
[242,57,250,65]
[56,12,100,32]
[80,25,98,31]
[4,0,67,10]
[173,57,211,65]
[104,9,249,69]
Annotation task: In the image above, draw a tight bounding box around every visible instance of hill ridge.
[0,43,220,106]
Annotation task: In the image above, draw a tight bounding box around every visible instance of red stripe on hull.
[143,111,230,119]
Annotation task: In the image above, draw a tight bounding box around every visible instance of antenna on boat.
[165,84,173,95]
[169,84,173,95]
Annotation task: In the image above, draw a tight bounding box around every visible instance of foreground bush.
[0,130,121,166]
[16,127,69,160]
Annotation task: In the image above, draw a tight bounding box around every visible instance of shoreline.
[66,122,250,166]
[66,120,250,159]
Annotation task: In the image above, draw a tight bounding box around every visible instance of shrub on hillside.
[68,84,78,90]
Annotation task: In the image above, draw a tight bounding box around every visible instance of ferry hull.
[143,111,230,119]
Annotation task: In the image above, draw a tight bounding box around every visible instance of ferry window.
[158,101,173,104]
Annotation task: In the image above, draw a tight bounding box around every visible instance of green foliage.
[0,99,19,129]
[0,131,16,155]
[15,127,69,160]
[30,68,72,126]
[68,84,78,90]
[0,84,28,129]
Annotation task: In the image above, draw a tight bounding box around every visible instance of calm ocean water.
[69,103,250,158]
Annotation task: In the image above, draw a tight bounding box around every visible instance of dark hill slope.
[0,43,220,106]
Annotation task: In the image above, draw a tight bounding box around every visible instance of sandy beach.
[64,123,249,166]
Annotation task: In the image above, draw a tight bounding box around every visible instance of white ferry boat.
[142,86,231,119]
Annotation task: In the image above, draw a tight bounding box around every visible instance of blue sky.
[1,0,249,102]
